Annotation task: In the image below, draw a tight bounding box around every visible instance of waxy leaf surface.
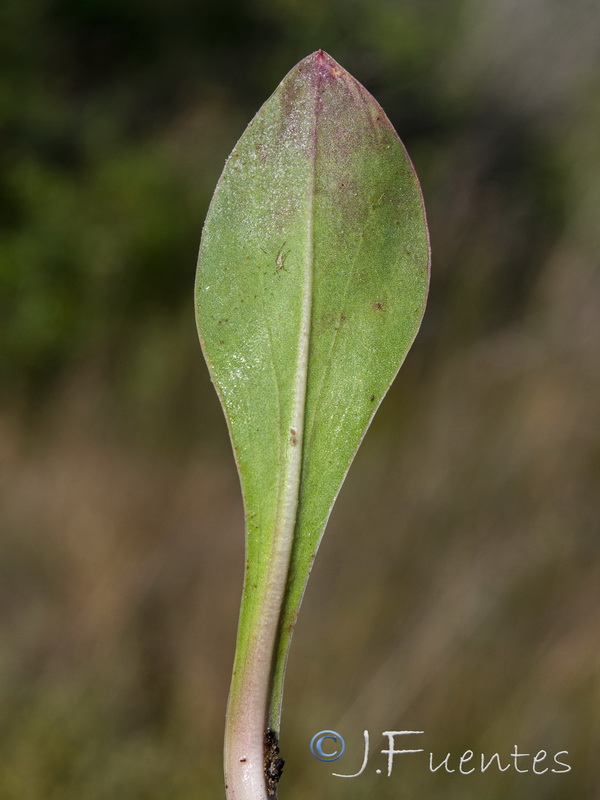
[195,51,429,739]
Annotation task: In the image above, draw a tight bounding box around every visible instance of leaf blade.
[195,50,429,799]
[269,53,430,723]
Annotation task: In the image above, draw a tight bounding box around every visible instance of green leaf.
[195,50,429,800]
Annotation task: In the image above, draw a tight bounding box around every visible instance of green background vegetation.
[1,0,598,797]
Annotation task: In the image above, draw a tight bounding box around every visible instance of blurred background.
[1,0,599,797]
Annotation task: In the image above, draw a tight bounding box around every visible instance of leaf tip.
[297,49,346,78]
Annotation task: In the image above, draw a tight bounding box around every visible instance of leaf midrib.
[260,59,322,698]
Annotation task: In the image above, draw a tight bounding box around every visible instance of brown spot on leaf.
[290,428,297,447]
[276,246,290,272]
[370,395,375,402]
[257,142,268,163]
[372,301,386,311]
